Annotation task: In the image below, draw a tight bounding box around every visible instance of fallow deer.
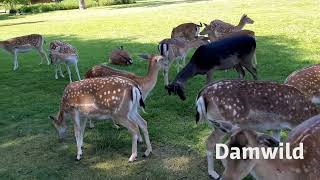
[159,36,209,85]
[49,40,81,82]
[171,22,203,41]
[166,35,257,100]
[285,64,320,104]
[201,27,255,42]
[195,79,320,179]
[84,54,166,128]
[49,76,152,162]
[200,14,254,39]
[220,114,320,180]
[0,34,49,70]
[109,46,133,65]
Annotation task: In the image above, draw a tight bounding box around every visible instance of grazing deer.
[201,26,255,41]
[171,22,203,40]
[85,54,166,128]
[109,46,133,65]
[0,34,49,70]
[49,76,152,162]
[220,114,320,180]
[166,35,257,100]
[285,64,320,104]
[195,79,320,179]
[159,36,209,85]
[49,40,81,82]
[200,14,254,39]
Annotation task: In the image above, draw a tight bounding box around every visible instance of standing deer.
[0,34,49,70]
[85,54,166,128]
[49,40,81,82]
[171,22,203,40]
[159,36,209,85]
[220,114,320,180]
[195,79,320,179]
[49,76,152,162]
[285,64,320,104]
[109,46,133,66]
[166,35,257,100]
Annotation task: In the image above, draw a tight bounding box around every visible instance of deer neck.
[235,19,246,31]
[137,62,161,100]
[173,61,197,86]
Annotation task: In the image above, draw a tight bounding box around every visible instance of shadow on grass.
[0,14,25,21]
[0,34,314,179]
[110,0,211,9]
[0,20,46,27]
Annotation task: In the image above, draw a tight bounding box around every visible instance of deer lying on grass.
[285,64,320,104]
[159,36,209,85]
[171,22,203,40]
[85,54,166,128]
[200,14,254,40]
[166,35,257,100]
[49,76,152,162]
[220,114,320,180]
[0,34,49,70]
[109,46,133,65]
[195,79,320,179]
[49,40,81,82]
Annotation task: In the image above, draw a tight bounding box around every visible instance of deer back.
[85,65,137,80]
[171,23,200,40]
[4,34,43,48]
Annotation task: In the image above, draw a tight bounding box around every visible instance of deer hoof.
[75,154,82,161]
[128,155,137,162]
[142,151,152,158]
[208,171,220,180]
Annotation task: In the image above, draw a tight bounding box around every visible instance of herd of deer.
[1,14,320,180]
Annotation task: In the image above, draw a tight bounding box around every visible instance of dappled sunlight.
[162,156,191,172]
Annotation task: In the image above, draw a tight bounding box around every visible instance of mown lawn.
[0,0,320,179]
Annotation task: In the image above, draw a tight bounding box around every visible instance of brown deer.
[220,114,320,180]
[285,64,320,104]
[109,46,133,65]
[0,34,49,70]
[84,54,166,128]
[195,80,319,179]
[171,22,203,40]
[159,36,209,85]
[49,76,152,162]
[49,40,81,82]
[201,26,255,41]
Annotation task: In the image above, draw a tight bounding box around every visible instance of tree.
[79,0,85,10]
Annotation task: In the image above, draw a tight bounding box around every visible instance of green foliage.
[0,0,28,11]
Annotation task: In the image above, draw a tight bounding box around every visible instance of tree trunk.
[79,0,86,10]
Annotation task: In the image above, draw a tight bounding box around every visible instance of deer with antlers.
[49,76,152,162]
[171,22,203,40]
[195,79,320,179]
[219,114,320,180]
[0,34,49,70]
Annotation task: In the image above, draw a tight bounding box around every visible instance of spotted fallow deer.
[220,114,320,180]
[171,22,203,41]
[285,64,320,104]
[49,40,81,82]
[84,54,166,128]
[159,36,209,85]
[200,14,254,40]
[195,79,320,179]
[0,34,49,70]
[49,76,152,162]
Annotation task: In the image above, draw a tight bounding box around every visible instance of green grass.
[0,0,320,179]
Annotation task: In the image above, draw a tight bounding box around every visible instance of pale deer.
[159,36,209,85]
[200,14,254,39]
[195,79,320,179]
[201,27,255,42]
[85,54,166,128]
[220,114,320,180]
[171,22,203,40]
[49,76,152,162]
[109,46,133,65]
[49,40,81,82]
[285,64,320,104]
[0,34,49,70]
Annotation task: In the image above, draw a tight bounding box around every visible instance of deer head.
[165,82,186,101]
[241,14,254,24]
[199,23,213,35]
[49,114,67,140]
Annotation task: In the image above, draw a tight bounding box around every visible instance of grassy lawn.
[0,0,320,179]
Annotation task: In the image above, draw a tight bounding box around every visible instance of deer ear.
[204,23,209,27]
[48,115,55,121]
[257,134,279,147]
[139,54,151,60]
[199,22,203,27]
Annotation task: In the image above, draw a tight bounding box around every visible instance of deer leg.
[207,129,225,179]
[72,110,83,160]
[163,66,169,86]
[13,50,18,71]
[54,64,59,79]
[75,62,81,81]
[235,65,245,79]
[59,64,65,78]
[132,113,152,157]
[37,47,49,65]
[88,118,95,129]
[242,64,258,80]
[206,69,214,84]
[66,64,72,82]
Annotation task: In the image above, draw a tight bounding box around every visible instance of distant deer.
[159,36,209,85]
[166,35,257,100]
[200,14,254,39]
[109,46,133,65]
[195,79,320,179]
[285,64,320,104]
[85,54,166,128]
[220,114,320,180]
[49,76,152,162]
[49,40,81,82]
[0,34,49,70]
[171,22,203,40]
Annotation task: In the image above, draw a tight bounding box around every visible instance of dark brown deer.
[109,46,133,65]
[171,22,203,40]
